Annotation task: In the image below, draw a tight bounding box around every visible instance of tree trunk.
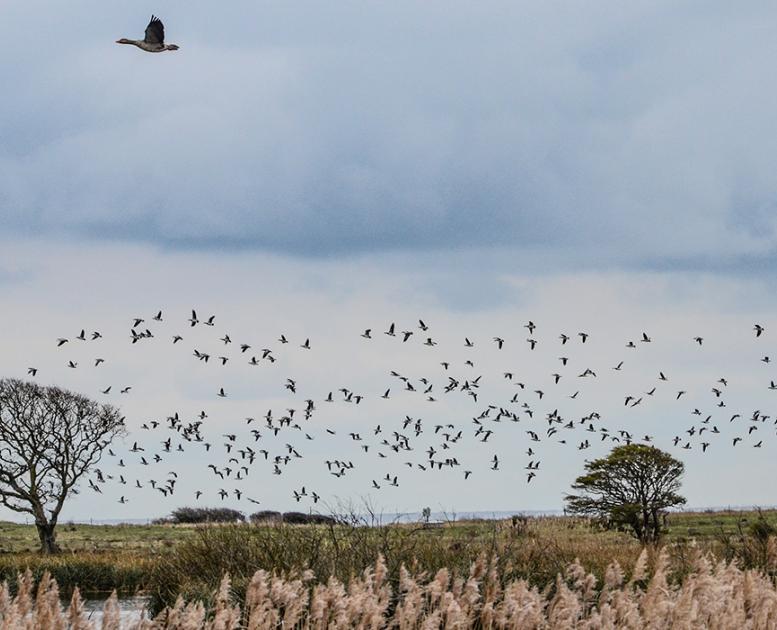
[651,508,661,541]
[631,515,643,541]
[35,521,61,554]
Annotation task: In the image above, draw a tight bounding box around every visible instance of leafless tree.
[0,379,125,553]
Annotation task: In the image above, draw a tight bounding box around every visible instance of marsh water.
[64,594,150,625]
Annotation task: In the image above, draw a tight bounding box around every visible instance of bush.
[165,507,245,524]
[749,514,776,542]
[281,512,337,525]
[249,510,282,523]
[247,511,336,525]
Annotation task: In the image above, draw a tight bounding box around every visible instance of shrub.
[281,512,337,525]
[249,510,282,523]
[165,507,245,524]
[750,513,777,542]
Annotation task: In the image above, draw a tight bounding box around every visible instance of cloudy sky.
[1,0,777,521]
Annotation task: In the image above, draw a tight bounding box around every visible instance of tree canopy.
[0,378,125,553]
[564,444,686,542]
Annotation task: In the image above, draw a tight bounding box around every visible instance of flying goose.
[117,16,180,53]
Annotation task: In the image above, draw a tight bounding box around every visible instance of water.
[65,594,150,625]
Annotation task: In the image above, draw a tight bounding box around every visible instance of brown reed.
[2,539,777,628]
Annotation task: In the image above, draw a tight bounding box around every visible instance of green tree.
[0,379,125,553]
[564,444,686,542]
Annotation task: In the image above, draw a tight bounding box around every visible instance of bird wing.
[144,15,165,45]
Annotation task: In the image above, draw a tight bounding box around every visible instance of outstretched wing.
[144,15,165,45]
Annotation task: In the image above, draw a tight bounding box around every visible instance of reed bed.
[3,541,777,629]
[0,551,152,596]
[1,511,775,607]
[146,518,644,613]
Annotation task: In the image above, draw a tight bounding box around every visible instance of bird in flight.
[116,16,180,53]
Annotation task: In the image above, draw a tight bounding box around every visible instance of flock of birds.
[37,15,762,514]
[22,308,777,514]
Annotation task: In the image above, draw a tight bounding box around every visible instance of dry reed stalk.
[2,541,777,628]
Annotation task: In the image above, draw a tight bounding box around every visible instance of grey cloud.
[2,0,777,268]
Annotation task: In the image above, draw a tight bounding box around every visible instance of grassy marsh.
[0,509,774,602]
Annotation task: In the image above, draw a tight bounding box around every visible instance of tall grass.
[3,542,777,628]
[0,551,151,595]
[2,512,776,623]
[146,518,644,614]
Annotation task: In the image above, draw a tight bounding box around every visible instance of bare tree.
[0,379,125,553]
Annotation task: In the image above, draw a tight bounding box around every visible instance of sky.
[1,0,777,521]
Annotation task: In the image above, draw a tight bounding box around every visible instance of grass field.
[665,508,777,539]
[0,508,774,600]
[0,521,191,594]
[1,509,773,552]
[0,521,191,554]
